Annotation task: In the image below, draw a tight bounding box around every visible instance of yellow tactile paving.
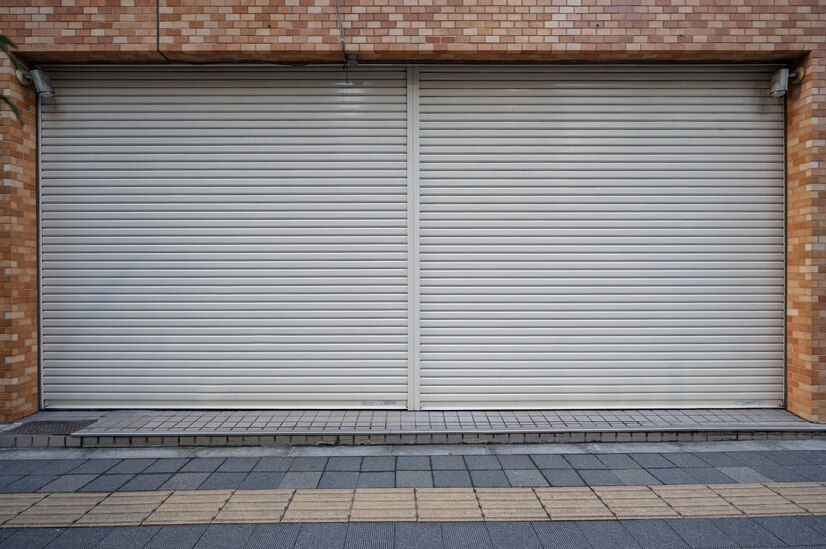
[282,489,354,522]
[214,490,293,524]
[534,487,614,520]
[416,488,483,521]
[1,482,826,527]
[144,490,232,525]
[351,489,416,522]
[476,488,547,521]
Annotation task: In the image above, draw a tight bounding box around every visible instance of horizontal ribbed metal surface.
[40,66,409,408]
[417,65,785,409]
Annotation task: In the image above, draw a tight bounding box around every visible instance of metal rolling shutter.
[40,66,409,408]
[417,65,785,409]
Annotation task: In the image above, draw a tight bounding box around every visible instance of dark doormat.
[2,420,95,436]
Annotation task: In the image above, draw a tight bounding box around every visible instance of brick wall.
[0,0,824,421]
[0,59,38,422]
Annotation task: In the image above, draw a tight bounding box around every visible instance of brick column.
[0,58,38,422]
[786,51,826,422]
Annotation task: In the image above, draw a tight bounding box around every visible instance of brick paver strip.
[0,483,825,527]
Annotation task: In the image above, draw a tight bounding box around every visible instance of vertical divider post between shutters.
[407,65,422,410]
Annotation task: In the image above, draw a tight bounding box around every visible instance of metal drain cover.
[2,420,95,436]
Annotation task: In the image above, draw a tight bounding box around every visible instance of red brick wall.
[1,0,825,421]
[0,59,38,422]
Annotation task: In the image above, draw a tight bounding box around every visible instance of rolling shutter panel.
[417,66,785,409]
[40,66,409,408]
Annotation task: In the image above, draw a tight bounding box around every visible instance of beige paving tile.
[76,491,171,527]
[416,488,482,522]
[708,484,805,517]
[282,489,353,522]
[767,483,826,513]
[351,489,416,522]
[0,494,46,526]
[475,488,547,521]
[144,490,232,525]
[215,490,293,524]
[652,485,741,518]
[6,493,107,528]
[594,487,677,519]
[534,487,614,520]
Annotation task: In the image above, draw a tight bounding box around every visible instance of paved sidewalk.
[3,517,826,549]
[0,441,825,493]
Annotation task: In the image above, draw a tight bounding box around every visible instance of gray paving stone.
[487,522,542,549]
[395,523,443,549]
[684,468,736,484]
[45,527,111,549]
[756,517,826,546]
[279,472,322,489]
[0,528,62,549]
[497,455,535,469]
[621,519,689,549]
[797,516,826,537]
[319,471,360,489]
[5,475,59,492]
[244,524,301,549]
[0,528,18,545]
[35,460,85,475]
[181,458,226,473]
[663,454,709,468]
[728,452,779,468]
[95,526,162,549]
[239,472,285,490]
[294,523,347,549]
[613,469,661,486]
[505,469,548,487]
[361,457,395,472]
[748,465,810,483]
[794,451,826,465]
[217,457,260,473]
[433,470,472,488]
[596,454,638,470]
[160,472,210,490]
[786,465,826,481]
[629,453,674,469]
[106,459,156,475]
[470,469,510,487]
[396,456,430,470]
[716,467,772,483]
[530,455,571,469]
[396,470,433,488]
[710,518,784,547]
[0,460,48,476]
[344,522,393,549]
[194,524,256,549]
[666,518,738,549]
[144,458,189,474]
[69,459,120,475]
[118,473,172,491]
[531,522,592,549]
[431,456,466,470]
[578,469,624,486]
[691,452,742,467]
[199,472,247,490]
[0,476,23,490]
[565,455,605,470]
[289,457,327,472]
[253,457,293,472]
[358,472,395,488]
[75,474,134,493]
[36,474,96,493]
[464,456,501,470]
[649,468,697,485]
[755,451,814,466]
[144,525,209,549]
[541,469,585,487]
[578,520,641,549]
[326,457,362,472]
[441,522,493,549]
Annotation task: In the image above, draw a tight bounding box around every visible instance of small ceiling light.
[15,68,55,100]
[769,67,805,98]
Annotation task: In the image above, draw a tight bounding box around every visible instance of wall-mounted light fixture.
[15,68,55,99]
[769,67,805,98]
